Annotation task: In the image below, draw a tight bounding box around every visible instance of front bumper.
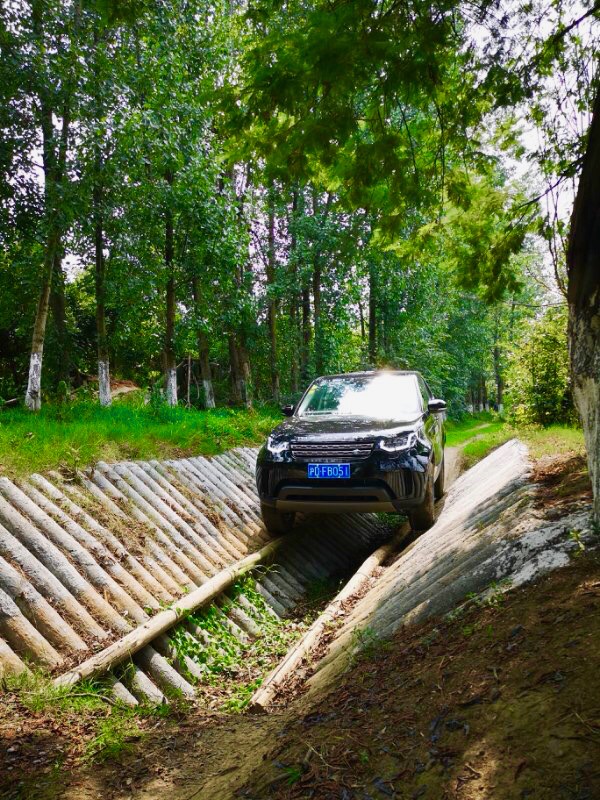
[256,449,431,514]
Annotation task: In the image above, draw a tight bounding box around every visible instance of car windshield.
[296,374,422,420]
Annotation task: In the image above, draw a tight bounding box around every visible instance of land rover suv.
[256,370,446,535]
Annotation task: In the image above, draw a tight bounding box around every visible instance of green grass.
[4,670,147,763]
[445,412,505,447]
[455,420,585,469]
[0,400,280,477]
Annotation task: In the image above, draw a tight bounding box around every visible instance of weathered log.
[250,525,409,711]
[0,555,87,652]
[29,473,166,605]
[54,537,283,688]
[0,586,62,668]
[0,637,30,678]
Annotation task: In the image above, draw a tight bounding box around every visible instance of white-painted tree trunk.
[203,378,215,409]
[25,352,43,411]
[498,403,504,414]
[467,403,474,414]
[166,367,177,406]
[98,359,111,407]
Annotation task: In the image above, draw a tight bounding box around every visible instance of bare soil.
[1,453,597,800]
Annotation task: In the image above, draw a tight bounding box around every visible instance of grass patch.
[445,411,505,448]
[0,399,280,477]
[3,670,147,764]
[457,421,585,470]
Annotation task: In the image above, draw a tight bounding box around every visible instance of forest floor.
[0,429,593,800]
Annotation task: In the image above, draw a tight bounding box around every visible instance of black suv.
[256,370,446,535]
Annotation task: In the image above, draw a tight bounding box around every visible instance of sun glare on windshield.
[296,373,421,420]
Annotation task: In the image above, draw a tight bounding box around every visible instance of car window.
[296,374,421,420]
[417,375,430,410]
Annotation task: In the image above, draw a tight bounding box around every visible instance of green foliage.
[169,575,303,711]
[505,306,574,426]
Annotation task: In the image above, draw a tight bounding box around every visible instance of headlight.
[378,431,417,453]
[266,435,289,455]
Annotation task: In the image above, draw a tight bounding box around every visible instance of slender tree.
[566,84,600,521]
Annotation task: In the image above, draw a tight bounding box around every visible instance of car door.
[417,375,444,470]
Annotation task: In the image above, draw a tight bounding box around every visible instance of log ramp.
[304,439,595,698]
[0,448,391,702]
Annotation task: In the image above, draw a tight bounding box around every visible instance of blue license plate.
[307,463,351,479]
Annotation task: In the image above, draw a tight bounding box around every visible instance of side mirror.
[428,398,447,413]
[281,404,295,417]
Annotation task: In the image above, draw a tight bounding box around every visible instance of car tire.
[410,468,435,532]
[260,503,296,537]
[434,455,445,500]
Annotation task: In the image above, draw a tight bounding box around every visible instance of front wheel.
[409,469,435,532]
[260,503,296,537]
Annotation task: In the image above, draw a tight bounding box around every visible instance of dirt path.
[62,713,281,800]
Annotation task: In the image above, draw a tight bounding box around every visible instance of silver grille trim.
[290,440,374,462]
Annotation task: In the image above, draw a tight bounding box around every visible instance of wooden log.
[54,537,283,689]
[0,481,136,631]
[88,468,196,590]
[0,521,107,640]
[0,586,62,668]
[29,474,165,606]
[0,555,87,652]
[250,526,409,712]
[143,461,234,565]
[126,463,225,570]
[16,480,150,621]
[0,637,30,678]
[95,463,205,585]
[152,462,246,561]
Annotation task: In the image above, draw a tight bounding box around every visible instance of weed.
[169,576,304,710]
[350,626,391,664]
[283,765,304,785]
[568,529,586,557]
[84,712,143,763]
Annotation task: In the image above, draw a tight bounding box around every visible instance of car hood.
[269,414,422,442]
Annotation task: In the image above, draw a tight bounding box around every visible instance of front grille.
[290,440,374,462]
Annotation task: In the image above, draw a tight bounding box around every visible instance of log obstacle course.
[307,440,595,695]
[0,448,390,702]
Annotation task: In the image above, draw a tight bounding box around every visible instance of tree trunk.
[566,86,600,522]
[266,189,280,402]
[164,178,177,407]
[198,333,215,409]
[92,25,111,408]
[368,261,377,365]
[311,191,332,376]
[191,278,215,409]
[289,188,299,394]
[228,334,243,406]
[301,286,311,383]
[25,237,59,410]
[26,0,79,411]
[94,172,111,408]
[49,250,70,388]
[493,344,503,413]
[238,338,253,408]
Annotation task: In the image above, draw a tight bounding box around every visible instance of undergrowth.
[169,575,306,712]
[3,670,150,763]
[0,399,279,477]
[446,413,585,469]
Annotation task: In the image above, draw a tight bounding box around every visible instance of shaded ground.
[0,446,594,800]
